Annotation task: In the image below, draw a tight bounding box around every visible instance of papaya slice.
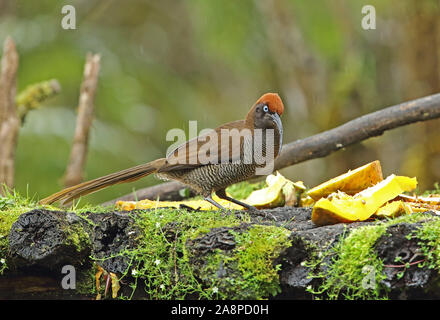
[374,201,412,218]
[244,173,286,208]
[116,194,244,211]
[307,160,383,201]
[244,172,306,208]
[300,194,315,207]
[311,174,417,226]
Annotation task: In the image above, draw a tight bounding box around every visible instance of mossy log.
[1,207,440,299]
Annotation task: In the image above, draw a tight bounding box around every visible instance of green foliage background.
[0,0,439,204]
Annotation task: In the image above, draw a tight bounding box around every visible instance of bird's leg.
[204,194,232,216]
[204,194,227,210]
[215,189,258,211]
[216,189,277,220]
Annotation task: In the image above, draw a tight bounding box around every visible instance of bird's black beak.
[269,112,283,153]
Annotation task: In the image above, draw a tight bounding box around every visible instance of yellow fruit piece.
[300,195,315,207]
[243,172,305,208]
[307,160,383,201]
[311,174,417,226]
[374,201,412,218]
[244,173,286,208]
[116,194,243,211]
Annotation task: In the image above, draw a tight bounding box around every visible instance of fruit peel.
[244,172,305,208]
[116,194,243,211]
[311,174,417,226]
[307,160,383,201]
[374,200,412,218]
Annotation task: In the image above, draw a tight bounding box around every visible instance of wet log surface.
[1,207,440,299]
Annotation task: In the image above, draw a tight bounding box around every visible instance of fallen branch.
[102,92,440,206]
[0,37,19,193]
[273,93,440,169]
[64,53,101,188]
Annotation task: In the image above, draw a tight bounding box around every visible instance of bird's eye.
[263,105,269,113]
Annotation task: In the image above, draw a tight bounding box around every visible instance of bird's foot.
[220,208,232,217]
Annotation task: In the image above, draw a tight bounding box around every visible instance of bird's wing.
[159,120,251,172]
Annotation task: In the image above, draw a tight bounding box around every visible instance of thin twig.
[383,259,425,269]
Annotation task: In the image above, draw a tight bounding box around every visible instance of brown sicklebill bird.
[40,93,284,210]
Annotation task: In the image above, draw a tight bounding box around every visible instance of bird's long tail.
[40,158,166,205]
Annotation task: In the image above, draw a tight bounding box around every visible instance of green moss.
[413,217,440,271]
[97,207,291,300]
[64,222,91,253]
[104,208,244,299]
[307,224,388,299]
[0,203,20,275]
[306,212,436,300]
[194,224,292,300]
[215,224,291,299]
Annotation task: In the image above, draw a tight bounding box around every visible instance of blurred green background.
[1,0,439,204]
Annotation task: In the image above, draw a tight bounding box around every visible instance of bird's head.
[247,93,284,134]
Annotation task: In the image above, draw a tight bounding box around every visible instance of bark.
[103,92,440,205]
[0,37,19,193]
[64,53,101,188]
